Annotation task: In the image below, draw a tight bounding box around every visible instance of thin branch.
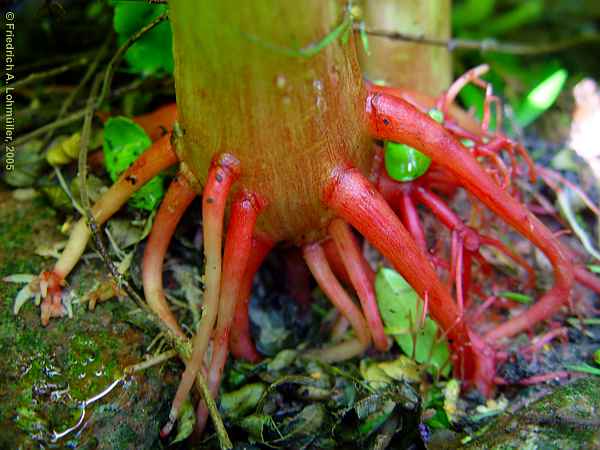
[6,56,89,91]
[98,11,168,105]
[41,34,114,150]
[124,350,178,374]
[11,79,145,147]
[356,25,600,55]
[53,166,86,216]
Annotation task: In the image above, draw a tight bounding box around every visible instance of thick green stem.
[358,0,452,96]
[169,0,371,242]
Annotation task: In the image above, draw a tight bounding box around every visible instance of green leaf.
[103,117,164,211]
[498,291,532,304]
[357,399,395,437]
[427,108,444,124]
[375,268,450,375]
[587,264,600,274]
[426,408,450,429]
[279,404,326,440]
[171,399,195,444]
[112,1,173,75]
[482,0,543,36]
[220,383,266,420]
[516,68,568,127]
[565,363,600,376]
[239,414,274,441]
[384,142,432,182]
[453,0,496,29]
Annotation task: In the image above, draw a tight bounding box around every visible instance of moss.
[0,192,176,448]
[462,377,600,449]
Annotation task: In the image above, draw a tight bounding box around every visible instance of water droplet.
[276,75,286,89]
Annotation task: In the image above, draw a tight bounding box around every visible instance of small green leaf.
[280,404,325,439]
[594,349,600,366]
[427,108,444,124]
[171,399,195,444]
[426,408,450,429]
[587,264,600,274]
[498,291,532,304]
[375,268,450,375]
[112,1,173,75]
[384,142,432,182]
[103,117,165,211]
[220,383,266,420]
[239,414,274,441]
[357,399,395,437]
[516,68,568,127]
[267,349,297,372]
[359,22,370,55]
[565,363,600,376]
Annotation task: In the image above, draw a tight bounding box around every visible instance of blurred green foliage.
[111,0,173,75]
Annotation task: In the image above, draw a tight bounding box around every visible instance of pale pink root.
[303,242,372,362]
[322,239,352,285]
[39,134,178,326]
[398,189,428,252]
[329,219,388,351]
[574,266,600,293]
[439,64,490,115]
[518,370,571,385]
[196,190,264,433]
[323,166,496,395]
[230,234,274,362]
[367,91,574,344]
[163,154,240,436]
[521,327,568,357]
[373,172,428,252]
[142,172,196,339]
[478,235,536,290]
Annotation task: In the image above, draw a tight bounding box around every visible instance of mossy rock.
[461,377,600,450]
[0,190,178,449]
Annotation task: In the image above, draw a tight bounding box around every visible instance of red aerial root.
[197,190,265,433]
[229,234,274,362]
[164,153,240,435]
[303,242,372,362]
[323,166,496,394]
[366,89,574,344]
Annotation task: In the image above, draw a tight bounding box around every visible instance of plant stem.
[358,25,600,55]
[6,56,89,91]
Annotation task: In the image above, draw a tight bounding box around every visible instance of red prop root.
[32,55,600,438]
[303,242,372,362]
[329,219,388,351]
[366,88,575,344]
[164,154,240,433]
[229,235,274,362]
[323,166,495,393]
[196,191,265,433]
